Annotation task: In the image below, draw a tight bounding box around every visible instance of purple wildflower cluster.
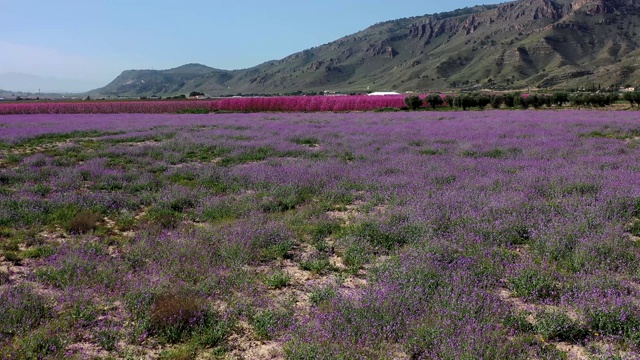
[0,110,639,358]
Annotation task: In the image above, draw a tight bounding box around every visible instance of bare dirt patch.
[226,321,285,360]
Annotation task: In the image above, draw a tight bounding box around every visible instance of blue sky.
[0,0,503,91]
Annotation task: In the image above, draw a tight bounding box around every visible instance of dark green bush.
[426,94,444,109]
[404,96,423,110]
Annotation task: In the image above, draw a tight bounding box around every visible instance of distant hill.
[92,0,640,97]
[93,64,237,97]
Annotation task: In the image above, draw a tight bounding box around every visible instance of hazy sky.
[0,0,503,91]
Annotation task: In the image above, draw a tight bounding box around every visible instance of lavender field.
[1,111,640,359]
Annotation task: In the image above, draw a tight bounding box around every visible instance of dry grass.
[66,211,103,234]
[150,293,206,335]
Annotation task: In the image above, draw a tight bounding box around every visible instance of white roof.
[368,92,401,96]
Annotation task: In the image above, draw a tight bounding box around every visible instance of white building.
[368,92,401,96]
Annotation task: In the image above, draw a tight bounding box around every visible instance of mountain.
[0,73,104,93]
[93,64,238,97]
[93,0,640,97]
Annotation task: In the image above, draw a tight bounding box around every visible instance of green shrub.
[407,323,441,358]
[192,314,232,348]
[3,250,22,265]
[300,257,334,274]
[250,309,291,340]
[114,211,136,231]
[290,137,320,146]
[305,218,341,244]
[265,270,291,289]
[5,322,66,359]
[147,208,182,229]
[586,306,640,344]
[261,240,294,261]
[96,325,119,351]
[503,312,534,333]
[68,300,99,326]
[509,269,559,301]
[260,185,316,213]
[481,224,531,246]
[630,220,640,237]
[35,243,119,289]
[21,245,55,259]
[562,182,600,196]
[342,238,372,274]
[202,200,243,222]
[219,146,277,166]
[284,341,335,360]
[168,197,196,213]
[158,344,197,360]
[309,286,337,306]
[419,148,446,156]
[535,310,587,342]
[347,217,422,251]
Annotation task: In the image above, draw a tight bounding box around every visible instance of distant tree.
[592,94,608,107]
[489,95,503,109]
[569,93,615,107]
[503,93,516,108]
[476,94,491,109]
[444,95,455,108]
[514,93,528,109]
[623,91,640,106]
[552,92,569,107]
[532,94,552,109]
[570,93,586,107]
[189,91,205,97]
[426,94,444,109]
[459,95,478,111]
[404,96,423,110]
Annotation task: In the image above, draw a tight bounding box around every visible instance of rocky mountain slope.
[93,0,640,96]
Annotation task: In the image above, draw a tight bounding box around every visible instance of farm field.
[0,96,409,115]
[1,111,640,359]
